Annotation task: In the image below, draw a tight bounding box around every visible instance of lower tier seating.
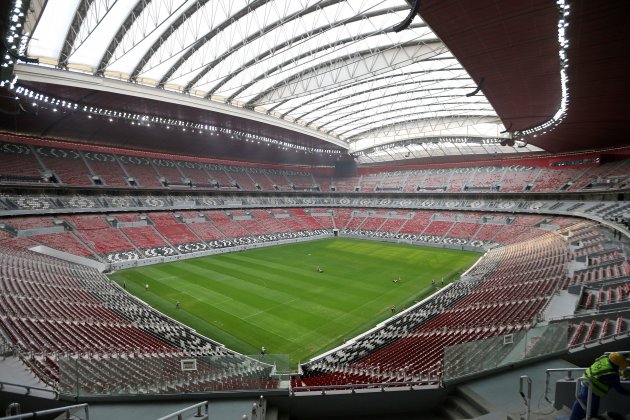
[0,242,275,394]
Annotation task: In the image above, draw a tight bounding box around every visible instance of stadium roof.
[1,1,628,165]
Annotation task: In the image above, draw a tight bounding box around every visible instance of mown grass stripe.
[110,238,480,366]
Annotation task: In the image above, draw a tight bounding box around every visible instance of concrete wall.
[268,386,447,419]
[29,245,109,272]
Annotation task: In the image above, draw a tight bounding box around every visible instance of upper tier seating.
[377,172,407,191]
[2,136,628,192]
[82,152,130,187]
[499,168,540,192]
[466,167,503,190]
[0,141,44,183]
[285,172,317,190]
[177,164,212,186]
[421,170,450,190]
[358,175,381,193]
[402,171,424,192]
[34,147,94,187]
[532,168,586,192]
[152,160,185,185]
[447,169,474,192]
[206,166,234,188]
[264,172,292,191]
[228,171,257,190]
[332,176,361,192]
[315,176,331,192]
[118,157,163,188]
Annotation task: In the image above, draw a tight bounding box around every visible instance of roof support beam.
[129,0,222,82]
[326,100,494,136]
[347,115,503,145]
[272,65,462,120]
[96,0,153,75]
[200,5,409,97]
[58,0,96,68]
[241,40,441,108]
[281,67,463,120]
[306,78,471,127]
[177,0,349,93]
[340,109,497,140]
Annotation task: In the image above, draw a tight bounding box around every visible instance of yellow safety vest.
[584,355,617,397]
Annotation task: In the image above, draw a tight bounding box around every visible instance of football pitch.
[109,238,480,367]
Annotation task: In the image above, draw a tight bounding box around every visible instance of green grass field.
[109,238,480,367]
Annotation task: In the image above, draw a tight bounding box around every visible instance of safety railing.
[290,379,438,395]
[239,396,266,420]
[56,352,278,397]
[156,401,208,420]
[545,356,630,420]
[576,376,594,420]
[443,321,569,384]
[0,403,89,420]
[519,375,532,420]
[544,367,587,404]
[568,321,630,350]
[0,381,58,399]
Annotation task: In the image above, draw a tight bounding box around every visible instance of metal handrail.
[0,403,88,420]
[569,330,630,349]
[544,367,587,404]
[545,358,630,407]
[156,400,208,420]
[0,381,58,398]
[576,376,593,420]
[290,379,437,395]
[549,309,630,324]
[519,375,532,420]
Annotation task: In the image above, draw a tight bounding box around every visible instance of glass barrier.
[57,352,288,397]
[443,321,568,383]
[246,354,291,374]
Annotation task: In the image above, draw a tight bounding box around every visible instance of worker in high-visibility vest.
[570,352,630,420]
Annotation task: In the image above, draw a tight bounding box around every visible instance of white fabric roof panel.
[23,0,511,160]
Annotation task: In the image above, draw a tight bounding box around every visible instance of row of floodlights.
[0,0,27,88]
[514,0,571,139]
[13,85,343,155]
